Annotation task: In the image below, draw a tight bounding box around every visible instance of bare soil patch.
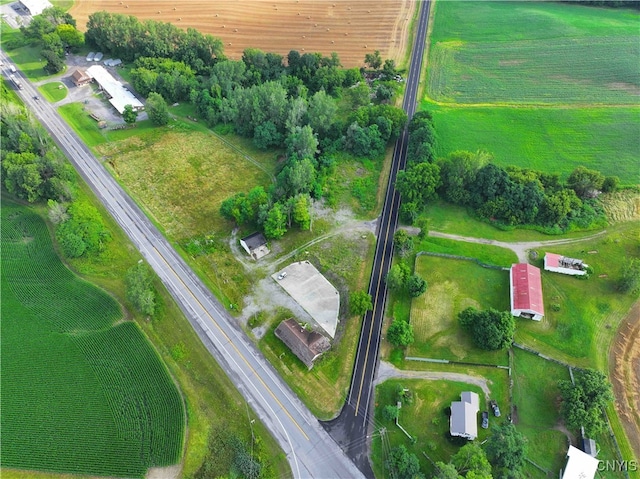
[70,0,416,68]
[609,300,640,459]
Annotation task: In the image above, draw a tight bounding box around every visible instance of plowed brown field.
[70,0,416,68]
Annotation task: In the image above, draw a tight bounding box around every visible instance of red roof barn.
[510,263,544,321]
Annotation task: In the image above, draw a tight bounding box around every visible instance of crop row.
[1,204,184,477]
[428,36,639,104]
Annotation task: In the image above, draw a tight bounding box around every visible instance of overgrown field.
[0,201,184,477]
[427,1,639,105]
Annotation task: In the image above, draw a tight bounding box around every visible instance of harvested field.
[70,0,416,67]
[609,300,640,460]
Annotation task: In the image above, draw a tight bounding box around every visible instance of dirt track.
[70,0,416,67]
[609,300,640,460]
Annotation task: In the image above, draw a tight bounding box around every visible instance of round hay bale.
[234,28,238,32]
[302,35,305,38]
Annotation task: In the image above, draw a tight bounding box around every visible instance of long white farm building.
[86,65,144,115]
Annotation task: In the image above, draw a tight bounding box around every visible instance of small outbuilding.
[510,263,544,321]
[450,391,479,440]
[544,253,588,276]
[274,319,331,370]
[18,0,52,16]
[70,68,91,87]
[561,445,599,479]
[240,232,269,260]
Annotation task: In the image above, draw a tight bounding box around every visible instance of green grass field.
[427,104,640,184]
[427,1,639,105]
[424,1,640,186]
[408,254,510,364]
[516,221,640,369]
[0,201,184,477]
[37,81,68,102]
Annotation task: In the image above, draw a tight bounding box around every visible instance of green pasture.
[427,104,640,185]
[37,81,67,102]
[427,1,640,105]
[371,379,496,477]
[0,201,184,477]
[408,254,510,364]
[416,236,517,267]
[516,221,640,368]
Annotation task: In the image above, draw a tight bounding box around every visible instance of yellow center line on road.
[153,246,310,441]
[353,151,403,416]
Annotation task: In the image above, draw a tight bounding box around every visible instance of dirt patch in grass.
[609,299,640,460]
[600,190,640,223]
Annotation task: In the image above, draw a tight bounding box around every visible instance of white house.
[561,446,599,479]
[544,253,588,276]
[450,391,479,440]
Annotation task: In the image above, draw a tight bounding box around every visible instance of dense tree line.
[395,111,615,232]
[1,94,74,202]
[85,11,224,73]
[84,12,407,239]
[558,368,613,436]
[20,7,84,73]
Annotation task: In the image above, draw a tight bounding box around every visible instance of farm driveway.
[428,230,608,263]
[374,361,491,400]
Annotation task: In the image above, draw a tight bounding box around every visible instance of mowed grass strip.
[428,104,640,185]
[0,202,184,477]
[408,254,509,364]
[99,127,273,238]
[37,82,68,103]
[427,1,640,105]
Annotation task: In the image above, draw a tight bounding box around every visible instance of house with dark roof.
[450,391,479,440]
[510,263,544,321]
[544,253,588,276]
[561,446,599,479]
[274,319,331,370]
[71,69,91,87]
[240,232,270,260]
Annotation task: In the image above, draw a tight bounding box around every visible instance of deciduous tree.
[558,369,613,436]
[349,291,373,316]
[122,104,138,124]
[384,445,423,479]
[387,319,414,348]
[458,307,515,351]
[146,92,169,126]
[125,262,156,316]
[484,423,527,479]
[407,274,427,298]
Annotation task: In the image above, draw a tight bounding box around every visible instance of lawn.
[1,201,184,477]
[415,236,518,267]
[37,81,67,102]
[0,26,58,82]
[427,104,640,185]
[516,221,640,368]
[427,1,640,105]
[407,254,510,365]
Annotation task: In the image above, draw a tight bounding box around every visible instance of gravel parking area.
[273,261,340,338]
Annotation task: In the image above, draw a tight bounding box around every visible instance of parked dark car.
[490,399,501,417]
[481,411,489,429]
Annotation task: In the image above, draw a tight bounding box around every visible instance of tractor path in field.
[428,230,608,263]
[374,361,491,400]
[609,299,640,460]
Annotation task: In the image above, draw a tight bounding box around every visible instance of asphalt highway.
[321,2,432,476]
[0,50,364,479]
